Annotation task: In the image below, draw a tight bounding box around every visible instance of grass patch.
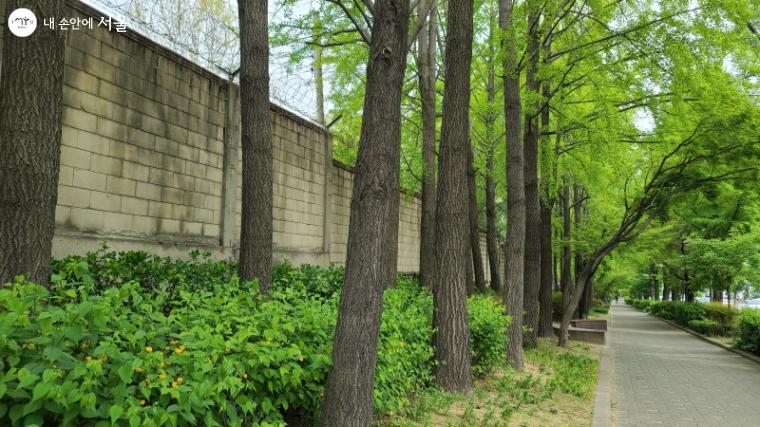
[380,338,601,427]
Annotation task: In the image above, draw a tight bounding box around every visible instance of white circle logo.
[8,8,37,37]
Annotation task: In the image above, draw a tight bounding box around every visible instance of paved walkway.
[604,303,760,426]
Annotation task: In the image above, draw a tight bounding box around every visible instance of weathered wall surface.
[1,0,494,276]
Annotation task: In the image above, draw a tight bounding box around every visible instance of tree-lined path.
[604,303,760,426]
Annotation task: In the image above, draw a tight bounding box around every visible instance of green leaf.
[109,404,124,423]
[0,383,6,398]
[31,382,50,402]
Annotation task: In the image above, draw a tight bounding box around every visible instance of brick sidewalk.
[607,303,760,427]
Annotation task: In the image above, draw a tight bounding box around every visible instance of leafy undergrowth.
[381,338,601,427]
[0,248,509,426]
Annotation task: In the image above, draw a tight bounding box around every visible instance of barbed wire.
[84,0,320,121]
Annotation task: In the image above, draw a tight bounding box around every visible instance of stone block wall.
[0,0,494,276]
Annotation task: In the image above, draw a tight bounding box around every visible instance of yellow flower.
[85,356,92,362]
[399,342,405,348]
[159,373,168,380]
[145,379,151,385]
[242,374,248,379]
[27,343,36,350]
[169,339,179,345]
[177,376,184,383]
[135,367,144,374]
[171,381,178,388]
[145,346,153,353]
[139,399,146,406]
[299,356,304,362]
[79,342,88,350]
[174,347,184,354]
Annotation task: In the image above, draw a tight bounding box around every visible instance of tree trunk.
[485,150,501,292]
[522,8,541,349]
[537,66,554,337]
[238,0,273,290]
[484,25,501,293]
[500,0,525,370]
[468,146,487,293]
[319,0,410,423]
[538,199,554,335]
[432,0,474,392]
[560,183,572,319]
[573,185,586,318]
[0,0,66,286]
[418,0,438,290]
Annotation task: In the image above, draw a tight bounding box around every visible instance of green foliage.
[649,301,675,320]
[632,299,653,312]
[551,291,563,321]
[702,302,740,336]
[672,302,706,327]
[688,319,720,336]
[0,251,510,425]
[737,309,760,355]
[467,294,510,378]
[528,348,598,400]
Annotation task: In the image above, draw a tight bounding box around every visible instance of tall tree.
[500,0,525,369]
[433,0,475,391]
[468,146,487,293]
[320,0,429,421]
[0,0,66,286]
[538,81,555,337]
[237,0,273,290]
[522,5,541,348]
[418,0,438,289]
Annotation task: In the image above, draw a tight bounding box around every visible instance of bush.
[632,299,653,312]
[551,291,563,320]
[672,301,705,327]
[702,302,740,336]
[737,309,760,355]
[649,301,675,320]
[0,251,510,425]
[688,319,720,335]
[624,297,633,305]
[467,294,510,377]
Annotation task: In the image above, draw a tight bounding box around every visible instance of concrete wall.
[1,0,494,276]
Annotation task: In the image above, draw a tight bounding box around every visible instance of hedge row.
[626,298,760,355]
[0,249,510,426]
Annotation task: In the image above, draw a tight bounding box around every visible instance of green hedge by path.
[0,250,510,426]
[737,309,760,355]
[630,298,760,353]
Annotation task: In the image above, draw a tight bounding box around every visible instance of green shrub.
[737,309,760,355]
[632,299,653,312]
[0,251,510,425]
[672,302,705,327]
[649,301,675,320]
[467,294,510,377]
[688,319,720,335]
[624,297,633,305]
[551,291,563,320]
[702,302,740,336]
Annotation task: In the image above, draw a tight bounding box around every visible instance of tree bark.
[560,183,572,318]
[0,0,66,286]
[538,77,554,337]
[500,0,525,370]
[432,0,475,391]
[238,0,273,291]
[522,7,541,349]
[468,146,487,293]
[484,23,501,292]
[418,0,438,289]
[320,0,410,423]
[573,185,587,318]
